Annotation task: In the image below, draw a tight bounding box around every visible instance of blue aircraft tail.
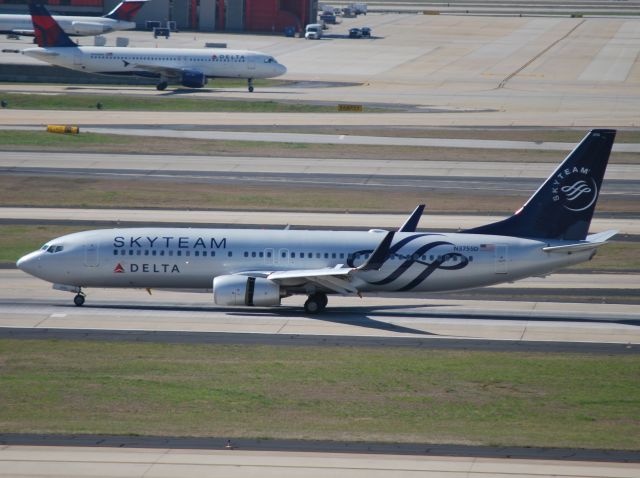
[465,129,616,241]
[28,2,76,47]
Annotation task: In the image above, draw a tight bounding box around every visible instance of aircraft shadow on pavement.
[55,302,640,329]
[229,306,437,336]
[70,302,436,336]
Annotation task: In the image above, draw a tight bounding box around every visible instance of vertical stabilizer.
[104,0,147,21]
[28,3,76,47]
[465,129,616,240]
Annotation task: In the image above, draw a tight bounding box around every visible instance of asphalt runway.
[2,151,638,179]
[2,150,638,202]
[2,271,638,346]
[5,165,637,196]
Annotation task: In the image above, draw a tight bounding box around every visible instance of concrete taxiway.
[2,446,639,478]
[2,14,640,127]
[1,271,638,345]
[2,207,638,234]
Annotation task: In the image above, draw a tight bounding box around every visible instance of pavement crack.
[497,19,586,89]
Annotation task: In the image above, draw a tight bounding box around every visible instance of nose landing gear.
[304,292,328,314]
[73,291,86,307]
[156,81,168,91]
[247,78,254,92]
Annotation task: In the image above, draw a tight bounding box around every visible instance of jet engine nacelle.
[69,21,108,35]
[181,70,207,88]
[213,275,281,307]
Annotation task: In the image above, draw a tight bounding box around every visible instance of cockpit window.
[41,244,49,250]
[46,245,64,253]
[264,57,276,63]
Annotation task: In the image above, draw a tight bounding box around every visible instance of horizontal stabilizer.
[542,230,617,253]
[586,229,618,243]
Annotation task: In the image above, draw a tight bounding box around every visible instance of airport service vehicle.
[349,27,371,38]
[17,130,618,314]
[305,23,323,39]
[22,3,286,92]
[351,3,368,15]
[0,0,146,37]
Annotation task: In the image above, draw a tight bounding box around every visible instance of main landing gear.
[73,290,86,307]
[304,292,328,314]
[156,81,168,91]
[247,78,254,93]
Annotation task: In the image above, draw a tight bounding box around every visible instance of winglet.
[399,204,425,232]
[357,231,394,272]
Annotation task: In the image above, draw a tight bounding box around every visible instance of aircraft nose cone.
[277,64,287,76]
[16,251,39,275]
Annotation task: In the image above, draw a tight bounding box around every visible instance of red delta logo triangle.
[114,263,125,273]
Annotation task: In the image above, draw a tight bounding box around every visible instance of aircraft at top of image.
[0,0,147,37]
[19,3,287,92]
[17,130,618,314]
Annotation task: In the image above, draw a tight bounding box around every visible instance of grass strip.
[0,339,638,449]
[0,224,637,272]
[0,174,636,215]
[0,130,638,164]
[0,92,341,113]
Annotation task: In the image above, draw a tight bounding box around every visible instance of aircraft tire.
[304,293,327,314]
[248,86,254,93]
[156,81,168,91]
[317,292,328,308]
[73,294,85,307]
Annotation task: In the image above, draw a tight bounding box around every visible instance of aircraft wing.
[126,63,187,79]
[268,267,359,295]
[239,231,396,296]
[11,29,35,36]
[231,267,356,295]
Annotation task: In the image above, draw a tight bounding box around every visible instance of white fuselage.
[0,14,134,36]
[21,46,287,80]
[17,228,592,294]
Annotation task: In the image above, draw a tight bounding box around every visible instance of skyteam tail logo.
[551,166,598,212]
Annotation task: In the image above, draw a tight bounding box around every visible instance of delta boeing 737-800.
[17,130,618,314]
[0,0,146,37]
[21,3,286,91]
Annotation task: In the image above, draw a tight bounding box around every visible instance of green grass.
[0,92,342,113]
[0,130,121,148]
[0,225,85,263]
[0,339,638,448]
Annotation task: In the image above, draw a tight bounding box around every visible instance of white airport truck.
[305,23,323,39]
